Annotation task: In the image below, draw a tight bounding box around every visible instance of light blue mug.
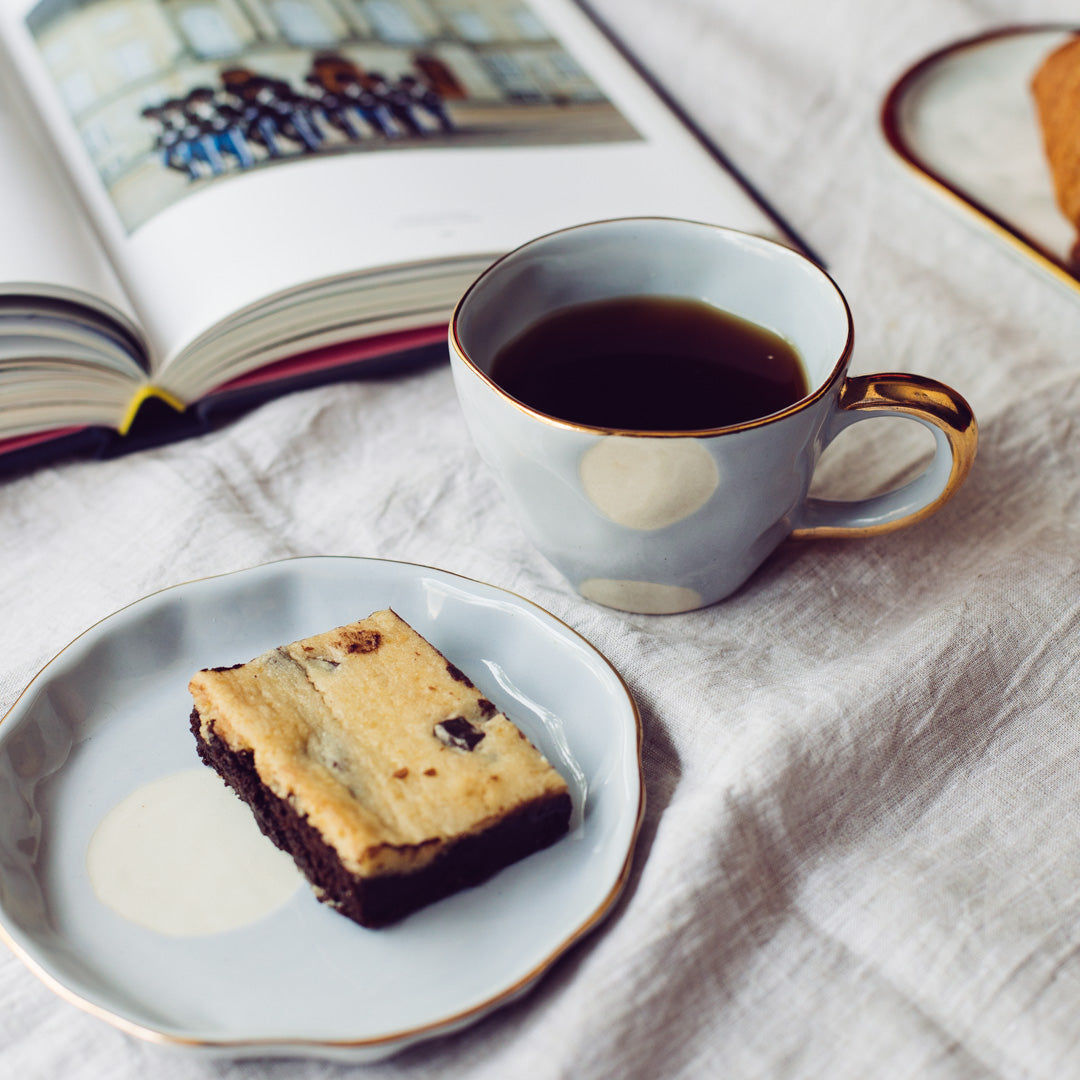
[450,219,977,614]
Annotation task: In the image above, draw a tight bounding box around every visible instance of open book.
[0,0,798,472]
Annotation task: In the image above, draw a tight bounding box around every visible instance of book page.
[0,74,136,329]
[0,0,782,374]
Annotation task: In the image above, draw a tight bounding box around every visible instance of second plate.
[882,25,1080,293]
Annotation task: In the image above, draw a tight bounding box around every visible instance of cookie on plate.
[188,609,571,927]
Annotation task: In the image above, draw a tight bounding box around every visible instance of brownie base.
[190,708,572,928]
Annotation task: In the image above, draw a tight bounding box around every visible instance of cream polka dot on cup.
[579,437,719,531]
[579,578,703,614]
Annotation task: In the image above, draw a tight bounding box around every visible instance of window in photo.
[483,52,542,100]
[43,37,73,66]
[449,12,493,43]
[361,1,425,45]
[173,1,247,58]
[110,40,157,79]
[549,50,584,79]
[269,0,345,47]
[59,69,97,113]
[512,11,547,41]
[97,8,132,32]
[81,118,121,180]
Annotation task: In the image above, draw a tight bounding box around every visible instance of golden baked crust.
[188,610,569,878]
[1032,36,1080,239]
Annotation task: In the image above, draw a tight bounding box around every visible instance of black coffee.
[489,296,808,431]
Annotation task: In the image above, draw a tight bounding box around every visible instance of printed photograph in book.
[27,0,641,231]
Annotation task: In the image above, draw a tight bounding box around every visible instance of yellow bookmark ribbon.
[118,385,186,436]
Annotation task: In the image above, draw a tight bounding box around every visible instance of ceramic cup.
[449,218,977,615]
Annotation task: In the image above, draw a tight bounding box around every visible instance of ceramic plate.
[882,25,1080,293]
[0,557,643,1061]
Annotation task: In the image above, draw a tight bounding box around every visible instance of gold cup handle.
[790,373,978,539]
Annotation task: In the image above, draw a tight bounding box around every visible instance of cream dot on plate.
[579,437,719,530]
[579,578,703,615]
[87,768,302,937]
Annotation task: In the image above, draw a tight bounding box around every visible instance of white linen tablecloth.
[5,0,1080,1076]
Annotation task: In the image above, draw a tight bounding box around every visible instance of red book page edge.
[0,426,89,455]
[206,323,448,396]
